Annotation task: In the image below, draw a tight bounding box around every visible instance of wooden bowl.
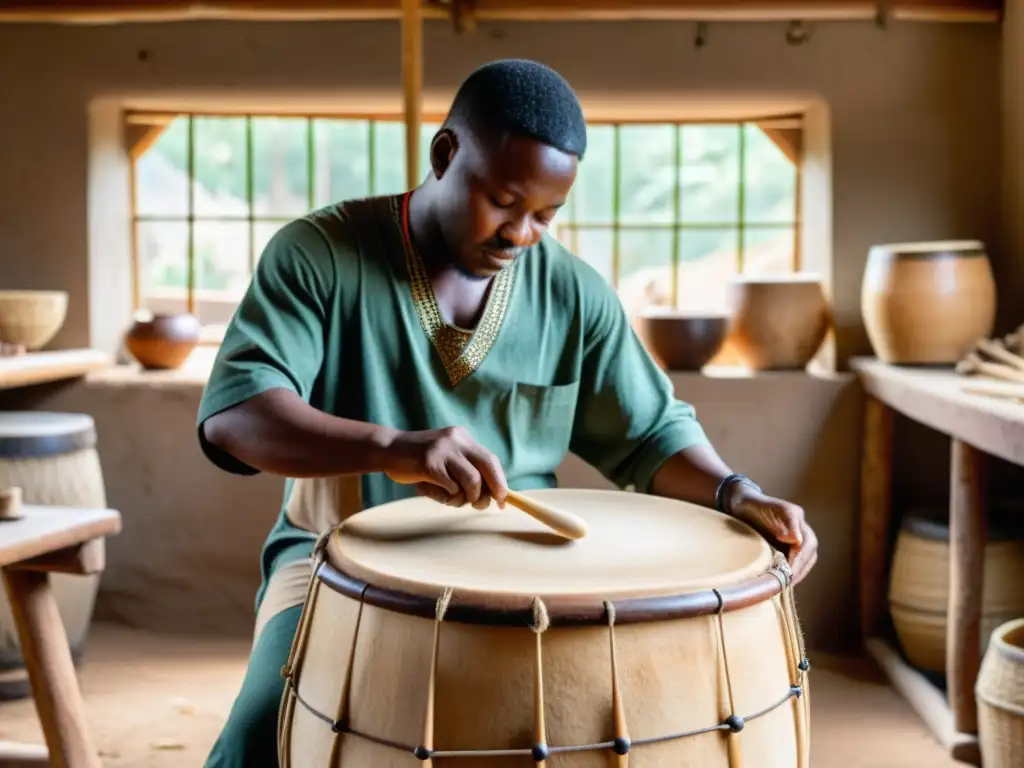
[726,274,831,371]
[861,240,996,365]
[0,290,68,350]
[635,308,729,371]
[124,312,201,370]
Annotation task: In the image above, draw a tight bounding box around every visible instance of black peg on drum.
[613,736,631,755]
[799,658,810,671]
[725,714,745,733]
[531,743,550,762]
[414,745,433,761]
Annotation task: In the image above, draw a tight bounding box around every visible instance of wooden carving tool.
[505,490,588,540]
[956,352,1024,384]
[975,337,1024,371]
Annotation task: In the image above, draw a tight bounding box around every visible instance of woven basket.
[976,617,1024,768]
[888,516,1024,674]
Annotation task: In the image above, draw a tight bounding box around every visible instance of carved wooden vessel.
[635,308,729,371]
[861,240,996,365]
[726,275,830,371]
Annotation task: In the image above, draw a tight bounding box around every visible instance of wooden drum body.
[861,240,996,365]
[0,412,107,700]
[279,489,810,767]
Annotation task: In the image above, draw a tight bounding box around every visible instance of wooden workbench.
[0,502,121,767]
[851,356,1024,764]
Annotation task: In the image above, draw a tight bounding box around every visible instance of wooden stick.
[505,490,589,540]
[955,353,1024,383]
[960,380,1024,402]
[1005,324,1024,356]
[975,337,1024,371]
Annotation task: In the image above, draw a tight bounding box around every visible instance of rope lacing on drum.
[283,555,811,765]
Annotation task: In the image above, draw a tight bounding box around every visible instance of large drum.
[279,489,810,766]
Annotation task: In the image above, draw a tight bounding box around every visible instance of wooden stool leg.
[1,567,101,768]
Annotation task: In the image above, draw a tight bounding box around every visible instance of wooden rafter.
[0,0,1003,23]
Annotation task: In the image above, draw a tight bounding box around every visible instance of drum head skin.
[328,489,773,606]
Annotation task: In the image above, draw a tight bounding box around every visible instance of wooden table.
[0,502,121,768]
[851,356,1024,765]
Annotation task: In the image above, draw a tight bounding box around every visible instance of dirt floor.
[0,622,961,767]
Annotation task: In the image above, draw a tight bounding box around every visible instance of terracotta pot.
[726,275,831,371]
[0,290,68,350]
[861,240,997,365]
[635,308,729,371]
[124,312,201,370]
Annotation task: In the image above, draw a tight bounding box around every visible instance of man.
[196,58,819,767]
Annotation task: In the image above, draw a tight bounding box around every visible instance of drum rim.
[0,411,97,458]
[315,557,789,627]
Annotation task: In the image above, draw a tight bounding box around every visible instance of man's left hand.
[727,485,818,585]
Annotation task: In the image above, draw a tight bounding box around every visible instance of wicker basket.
[976,617,1024,768]
[888,516,1024,674]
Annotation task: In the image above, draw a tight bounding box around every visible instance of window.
[129,111,801,342]
[551,120,801,318]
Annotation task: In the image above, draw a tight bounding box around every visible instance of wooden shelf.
[849,356,1024,466]
[0,349,112,391]
[865,637,981,765]
[852,356,1024,765]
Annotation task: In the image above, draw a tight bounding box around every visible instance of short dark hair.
[444,59,588,159]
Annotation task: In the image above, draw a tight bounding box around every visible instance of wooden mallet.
[505,489,589,540]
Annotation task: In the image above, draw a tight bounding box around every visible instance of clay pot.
[635,308,729,371]
[861,240,996,365]
[0,290,68,350]
[124,312,201,370]
[725,275,831,371]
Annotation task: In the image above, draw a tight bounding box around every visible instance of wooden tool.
[974,337,1024,371]
[1006,324,1024,356]
[955,352,1024,384]
[505,489,589,540]
[960,380,1024,403]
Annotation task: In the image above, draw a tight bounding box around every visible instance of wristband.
[715,473,761,513]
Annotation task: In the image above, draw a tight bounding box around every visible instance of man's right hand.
[382,426,508,510]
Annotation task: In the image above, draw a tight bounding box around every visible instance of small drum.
[279,489,810,766]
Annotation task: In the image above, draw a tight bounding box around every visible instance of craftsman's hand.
[727,484,818,585]
[382,426,508,510]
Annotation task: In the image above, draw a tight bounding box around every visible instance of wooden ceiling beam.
[0,0,1003,24]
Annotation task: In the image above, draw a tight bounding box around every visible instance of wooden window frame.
[127,109,802,332]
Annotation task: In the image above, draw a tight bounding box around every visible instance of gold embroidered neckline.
[394,194,518,386]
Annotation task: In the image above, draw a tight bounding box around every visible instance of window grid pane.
[132,113,800,318]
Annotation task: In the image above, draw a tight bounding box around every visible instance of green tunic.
[196,192,709,609]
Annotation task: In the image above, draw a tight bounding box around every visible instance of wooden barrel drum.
[861,240,997,365]
[278,489,811,766]
[888,515,1024,675]
[0,412,107,700]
